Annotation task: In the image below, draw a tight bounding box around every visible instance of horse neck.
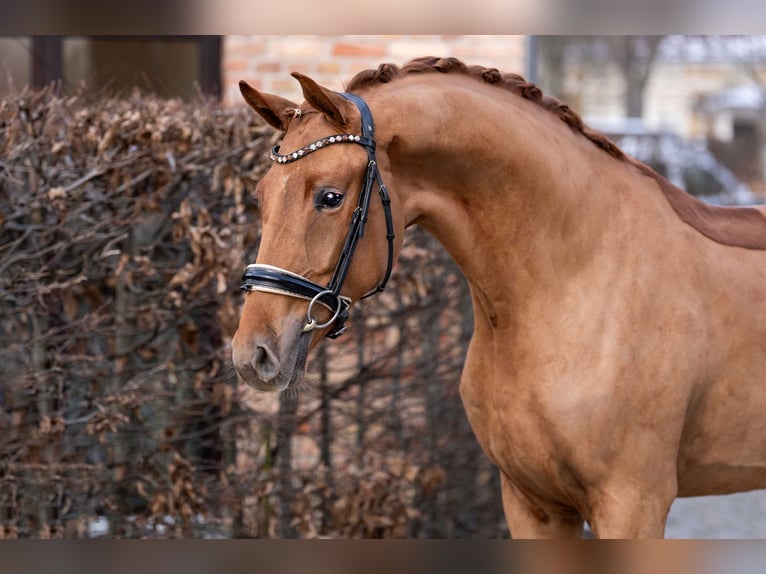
[373,77,645,314]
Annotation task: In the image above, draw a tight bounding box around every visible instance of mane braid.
[346,56,766,250]
[346,56,631,164]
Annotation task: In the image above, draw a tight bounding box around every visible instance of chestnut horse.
[231,57,766,538]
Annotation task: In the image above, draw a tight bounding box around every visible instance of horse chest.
[460,368,566,478]
[458,334,599,507]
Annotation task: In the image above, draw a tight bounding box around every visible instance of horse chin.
[244,328,312,393]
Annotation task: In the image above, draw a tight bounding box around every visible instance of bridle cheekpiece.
[240,92,395,339]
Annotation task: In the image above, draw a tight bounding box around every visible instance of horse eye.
[315,189,345,210]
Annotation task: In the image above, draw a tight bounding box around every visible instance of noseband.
[240,92,395,339]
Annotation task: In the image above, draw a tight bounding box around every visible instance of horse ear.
[291,72,353,129]
[239,80,299,131]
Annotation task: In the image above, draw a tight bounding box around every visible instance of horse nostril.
[253,343,280,383]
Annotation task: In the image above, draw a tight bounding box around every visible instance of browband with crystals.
[270,134,367,164]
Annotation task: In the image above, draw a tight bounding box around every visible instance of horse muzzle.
[232,320,312,392]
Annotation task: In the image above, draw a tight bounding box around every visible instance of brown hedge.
[0,86,504,538]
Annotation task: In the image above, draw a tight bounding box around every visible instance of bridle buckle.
[302,290,348,334]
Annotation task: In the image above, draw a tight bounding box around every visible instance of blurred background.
[1,35,765,538]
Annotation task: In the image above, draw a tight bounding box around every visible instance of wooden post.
[32,36,63,90]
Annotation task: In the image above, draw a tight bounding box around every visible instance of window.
[682,165,725,197]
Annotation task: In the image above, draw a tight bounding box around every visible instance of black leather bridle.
[240,92,395,339]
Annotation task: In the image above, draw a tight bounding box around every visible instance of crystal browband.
[270,134,366,164]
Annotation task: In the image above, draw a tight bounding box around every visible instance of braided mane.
[347,56,634,167]
[345,56,766,250]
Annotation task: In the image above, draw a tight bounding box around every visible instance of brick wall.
[223,35,526,105]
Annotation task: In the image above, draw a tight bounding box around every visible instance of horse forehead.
[260,167,302,205]
[260,112,368,198]
[281,113,335,147]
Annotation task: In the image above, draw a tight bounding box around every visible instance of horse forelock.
[345,56,766,251]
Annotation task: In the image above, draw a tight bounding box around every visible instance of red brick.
[288,62,314,75]
[256,61,282,73]
[271,79,299,94]
[317,61,341,75]
[239,41,267,56]
[223,58,248,72]
[332,42,386,58]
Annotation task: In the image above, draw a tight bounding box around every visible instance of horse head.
[232,73,400,392]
